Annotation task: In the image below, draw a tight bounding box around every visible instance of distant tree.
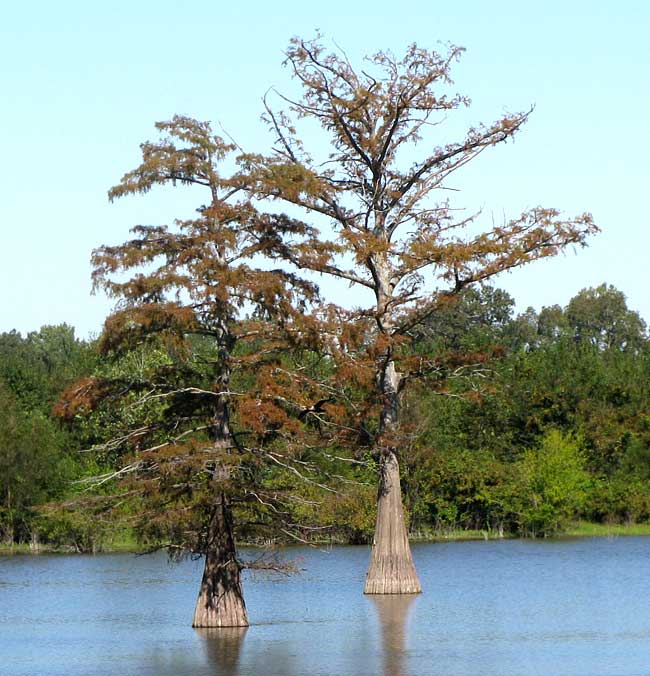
[246,36,597,593]
[0,325,94,412]
[413,285,515,353]
[0,382,72,544]
[0,325,93,545]
[502,430,591,537]
[537,304,568,342]
[62,116,329,627]
[566,284,646,351]
[506,306,541,352]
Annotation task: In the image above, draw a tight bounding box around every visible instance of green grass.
[4,522,650,554]
[410,527,510,542]
[103,530,141,552]
[0,529,143,555]
[0,543,37,555]
[563,521,650,538]
[411,521,650,542]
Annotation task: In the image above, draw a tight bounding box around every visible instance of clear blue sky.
[1,0,648,338]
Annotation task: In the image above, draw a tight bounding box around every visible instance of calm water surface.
[2,538,650,676]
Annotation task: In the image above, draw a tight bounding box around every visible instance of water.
[2,538,650,675]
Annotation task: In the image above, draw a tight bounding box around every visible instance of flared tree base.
[192,588,249,628]
[364,553,422,594]
[192,490,248,628]
[364,449,422,595]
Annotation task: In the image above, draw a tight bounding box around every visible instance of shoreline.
[3,521,650,555]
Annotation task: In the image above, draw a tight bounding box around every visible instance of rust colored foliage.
[69,115,356,557]
[60,38,599,597]
[241,35,598,436]
[236,36,598,592]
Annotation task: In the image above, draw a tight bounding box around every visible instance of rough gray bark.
[364,258,422,594]
[364,353,422,594]
[364,447,422,594]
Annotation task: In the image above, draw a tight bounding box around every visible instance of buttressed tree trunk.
[193,363,248,628]
[192,491,248,627]
[365,450,421,594]
[365,360,421,595]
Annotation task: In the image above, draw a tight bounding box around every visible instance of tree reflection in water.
[196,627,247,676]
[370,595,416,676]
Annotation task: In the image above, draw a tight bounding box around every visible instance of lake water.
[2,538,650,675]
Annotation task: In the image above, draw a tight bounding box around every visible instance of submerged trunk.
[364,448,421,594]
[192,491,248,627]
[365,359,421,594]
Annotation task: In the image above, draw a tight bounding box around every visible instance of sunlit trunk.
[365,360,421,594]
[365,448,421,594]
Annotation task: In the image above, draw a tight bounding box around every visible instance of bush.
[587,474,650,524]
[503,429,591,537]
[407,448,508,533]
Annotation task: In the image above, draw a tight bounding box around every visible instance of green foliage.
[0,325,95,545]
[408,448,508,533]
[0,382,77,542]
[0,325,95,413]
[413,286,515,354]
[4,280,650,548]
[285,480,377,544]
[501,430,591,537]
[566,284,647,351]
[586,474,650,525]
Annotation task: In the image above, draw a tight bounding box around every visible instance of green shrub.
[503,429,591,537]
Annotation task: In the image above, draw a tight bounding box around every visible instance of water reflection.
[196,627,247,676]
[5,541,650,676]
[370,595,416,676]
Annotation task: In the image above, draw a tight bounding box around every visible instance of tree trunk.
[193,336,248,628]
[192,492,249,627]
[2,524,14,547]
[29,531,41,553]
[4,486,14,546]
[364,260,422,594]
[365,448,422,594]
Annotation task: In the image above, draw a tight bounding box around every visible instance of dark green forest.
[2,283,649,551]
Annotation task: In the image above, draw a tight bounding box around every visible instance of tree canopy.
[239,36,598,593]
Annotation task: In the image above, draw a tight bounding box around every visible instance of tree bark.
[364,448,422,594]
[192,333,248,627]
[4,486,14,546]
[192,492,249,627]
[365,359,421,594]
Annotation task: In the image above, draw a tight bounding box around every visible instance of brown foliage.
[242,35,597,445]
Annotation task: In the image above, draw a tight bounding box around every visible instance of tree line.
[3,282,648,545]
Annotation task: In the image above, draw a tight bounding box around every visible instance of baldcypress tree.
[244,37,598,594]
[61,116,331,627]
